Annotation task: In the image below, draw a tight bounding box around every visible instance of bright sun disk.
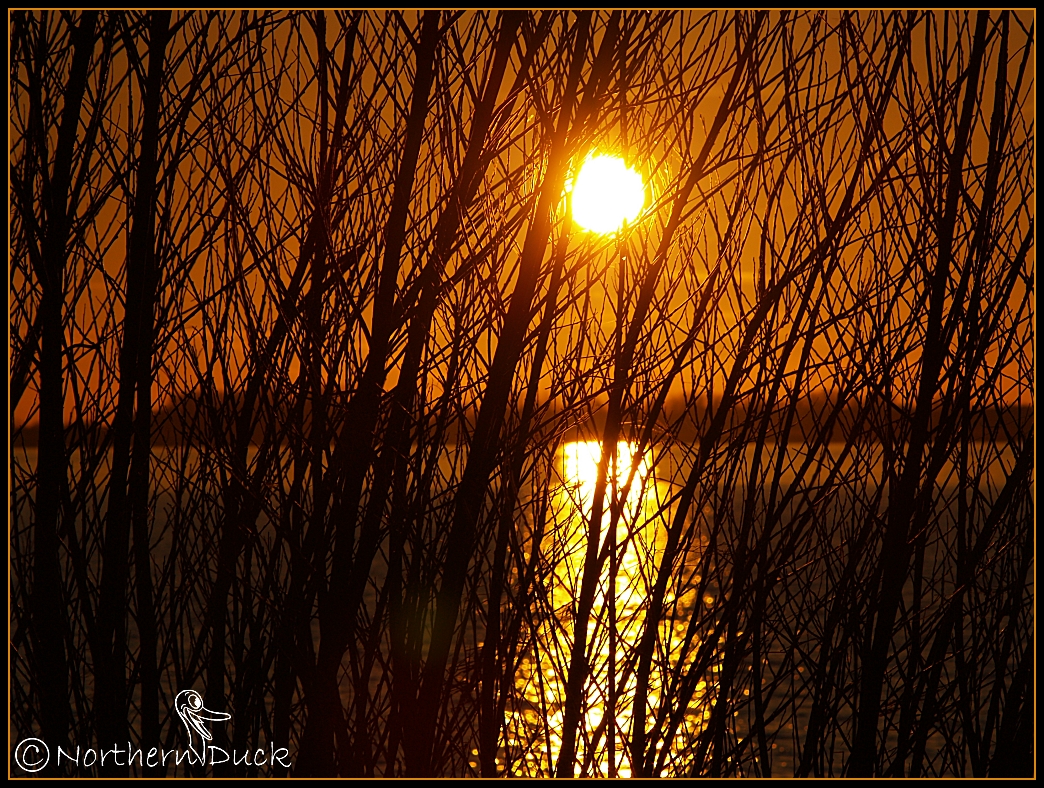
[570,154,645,234]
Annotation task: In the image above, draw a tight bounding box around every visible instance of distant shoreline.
[12,399,1032,448]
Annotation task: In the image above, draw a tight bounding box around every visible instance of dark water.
[11,438,1018,776]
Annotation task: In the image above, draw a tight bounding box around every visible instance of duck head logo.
[175,689,230,763]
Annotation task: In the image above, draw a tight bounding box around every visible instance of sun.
[569,153,645,235]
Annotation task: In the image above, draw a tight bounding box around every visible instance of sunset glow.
[11,10,1032,779]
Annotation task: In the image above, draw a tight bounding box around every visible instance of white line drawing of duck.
[175,689,231,764]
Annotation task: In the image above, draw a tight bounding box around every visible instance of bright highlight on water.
[505,441,714,778]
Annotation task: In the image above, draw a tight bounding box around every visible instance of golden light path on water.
[499,441,716,777]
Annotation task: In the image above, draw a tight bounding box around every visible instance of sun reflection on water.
[502,440,715,777]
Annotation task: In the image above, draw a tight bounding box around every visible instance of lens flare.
[570,154,645,234]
